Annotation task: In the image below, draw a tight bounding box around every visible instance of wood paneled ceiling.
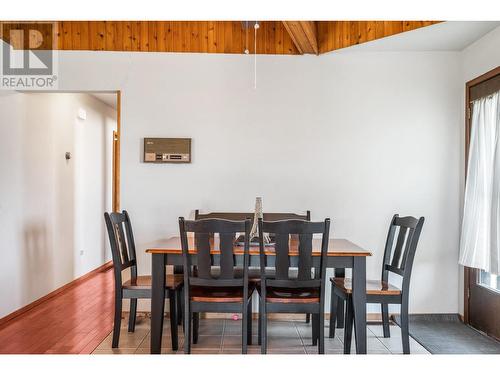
[2,21,441,55]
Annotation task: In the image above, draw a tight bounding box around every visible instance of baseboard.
[132,311,386,322]
[0,261,113,328]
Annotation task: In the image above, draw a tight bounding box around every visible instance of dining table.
[146,236,372,354]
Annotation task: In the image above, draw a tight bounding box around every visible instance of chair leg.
[242,303,248,354]
[177,288,183,326]
[247,300,253,345]
[329,292,338,338]
[112,292,122,348]
[180,289,185,332]
[306,314,310,323]
[261,298,267,354]
[337,299,345,328]
[381,303,390,338]
[312,314,319,346]
[169,293,178,351]
[128,298,137,332]
[184,306,191,354]
[193,312,199,344]
[401,301,410,354]
[343,297,354,354]
[258,296,262,345]
[319,309,325,354]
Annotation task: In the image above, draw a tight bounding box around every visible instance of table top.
[146,236,371,257]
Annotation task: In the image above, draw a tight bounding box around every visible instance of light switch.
[77,108,87,120]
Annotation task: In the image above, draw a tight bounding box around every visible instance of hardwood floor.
[0,266,114,354]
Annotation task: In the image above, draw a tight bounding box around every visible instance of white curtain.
[459,90,500,275]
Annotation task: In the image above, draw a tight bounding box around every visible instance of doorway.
[0,90,121,319]
[464,66,500,341]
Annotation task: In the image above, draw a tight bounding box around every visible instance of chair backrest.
[195,210,311,221]
[104,210,138,288]
[381,214,425,292]
[258,218,330,290]
[179,217,251,289]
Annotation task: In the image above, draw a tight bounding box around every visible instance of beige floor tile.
[266,337,304,350]
[223,320,258,336]
[305,348,345,354]
[137,332,183,350]
[303,337,344,353]
[118,316,151,330]
[265,322,300,338]
[368,324,402,338]
[190,335,223,350]
[267,349,307,354]
[324,337,345,349]
[296,325,333,340]
[92,348,137,354]
[221,347,262,354]
[194,319,224,335]
[97,329,149,349]
[173,348,221,354]
[378,336,428,353]
[338,336,392,353]
[386,343,430,354]
[90,318,429,356]
[221,335,259,349]
[134,347,180,355]
[323,350,346,355]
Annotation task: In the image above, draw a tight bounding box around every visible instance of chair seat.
[331,277,401,295]
[190,286,254,303]
[123,274,183,290]
[265,287,320,303]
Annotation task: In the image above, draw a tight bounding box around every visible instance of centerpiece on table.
[236,197,274,246]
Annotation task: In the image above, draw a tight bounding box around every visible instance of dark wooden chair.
[195,210,314,324]
[179,217,253,354]
[257,218,330,354]
[329,214,424,354]
[104,210,183,349]
[194,210,311,222]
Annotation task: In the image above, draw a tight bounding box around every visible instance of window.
[478,270,500,293]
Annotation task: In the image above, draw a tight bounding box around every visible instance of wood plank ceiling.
[2,21,441,55]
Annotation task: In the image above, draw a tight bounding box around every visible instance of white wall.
[457,26,500,315]
[0,92,116,318]
[50,49,462,314]
[73,95,116,276]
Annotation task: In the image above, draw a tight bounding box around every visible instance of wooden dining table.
[146,236,372,354]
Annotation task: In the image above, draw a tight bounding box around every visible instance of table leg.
[351,257,367,354]
[151,253,165,354]
[334,268,345,328]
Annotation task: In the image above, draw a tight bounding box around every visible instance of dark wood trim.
[466,66,500,88]
[464,264,470,324]
[112,90,121,212]
[0,261,113,329]
[463,66,500,324]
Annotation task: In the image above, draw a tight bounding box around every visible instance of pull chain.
[254,21,259,90]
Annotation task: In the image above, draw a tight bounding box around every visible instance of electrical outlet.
[80,250,84,256]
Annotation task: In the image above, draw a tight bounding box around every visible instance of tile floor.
[92,316,430,355]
